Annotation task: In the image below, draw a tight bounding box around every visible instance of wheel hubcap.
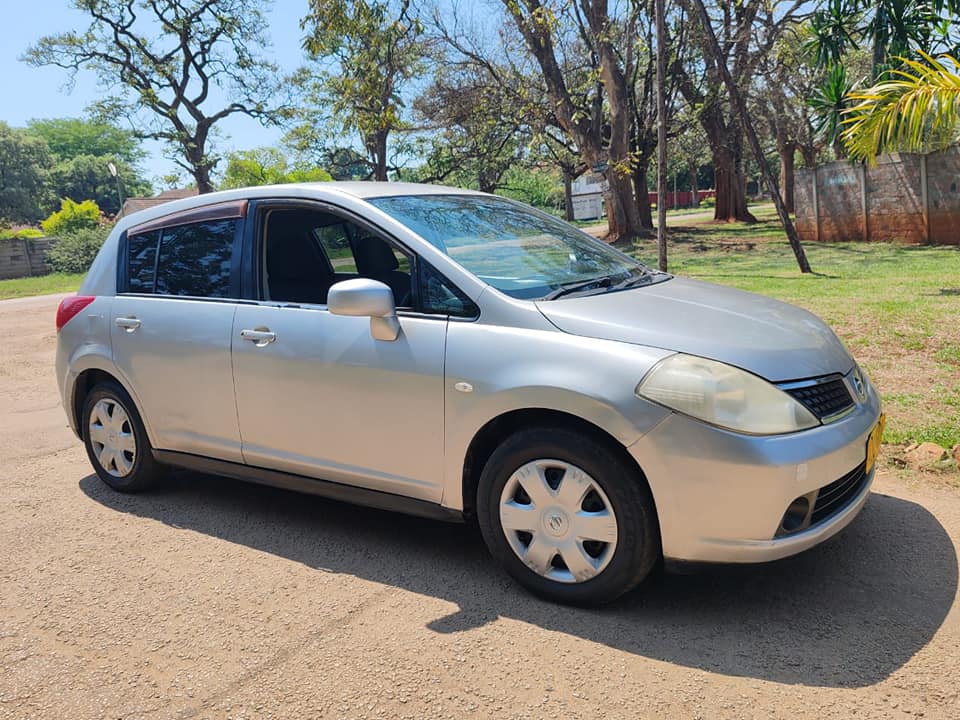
[499,459,618,584]
[88,399,136,478]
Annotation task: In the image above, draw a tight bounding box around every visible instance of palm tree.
[842,51,960,161]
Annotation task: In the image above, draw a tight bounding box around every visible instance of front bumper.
[629,377,882,564]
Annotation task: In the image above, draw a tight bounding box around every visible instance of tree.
[843,52,960,161]
[689,0,811,272]
[675,0,805,223]
[298,0,425,181]
[0,122,53,224]
[500,0,646,241]
[24,0,282,193]
[49,154,152,216]
[412,27,533,193]
[25,118,144,165]
[221,147,333,188]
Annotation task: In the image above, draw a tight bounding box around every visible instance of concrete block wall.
[0,238,55,280]
[796,147,960,245]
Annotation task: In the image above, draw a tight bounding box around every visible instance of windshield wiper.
[609,270,655,292]
[542,275,618,300]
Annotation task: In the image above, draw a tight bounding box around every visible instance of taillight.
[56,295,96,332]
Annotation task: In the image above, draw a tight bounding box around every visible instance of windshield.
[368,194,649,299]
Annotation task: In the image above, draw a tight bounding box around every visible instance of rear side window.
[155,220,236,298]
[126,230,160,293]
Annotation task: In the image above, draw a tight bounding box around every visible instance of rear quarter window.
[126,230,160,293]
[155,219,236,298]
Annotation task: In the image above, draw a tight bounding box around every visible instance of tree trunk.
[800,144,817,169]
[779,141,796,214]
[563,171,574,221]
[689,160,699,207]
[603,170,643,242]
[712,144,755,223]
[193,167,215,194]
[370,130,389,181]
[632,160,654,230]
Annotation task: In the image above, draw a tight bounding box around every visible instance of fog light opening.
[780,496,811,534]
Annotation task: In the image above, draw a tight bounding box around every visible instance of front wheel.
[477,428,660,605]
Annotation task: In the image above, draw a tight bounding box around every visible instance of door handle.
[115,316,141,332]
[240,328,277,347]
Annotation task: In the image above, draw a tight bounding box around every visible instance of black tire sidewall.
[81,381,158,492]
[477,428,661,605]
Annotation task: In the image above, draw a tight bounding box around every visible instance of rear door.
[111,203,245,462]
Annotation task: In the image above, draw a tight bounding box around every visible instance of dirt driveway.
[1,294,959,719]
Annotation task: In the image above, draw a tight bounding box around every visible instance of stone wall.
[0,238,55,280]
[796,147,960,245]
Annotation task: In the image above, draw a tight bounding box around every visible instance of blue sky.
[0,0,312,185]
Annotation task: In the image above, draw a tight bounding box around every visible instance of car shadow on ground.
[79,471,957,689]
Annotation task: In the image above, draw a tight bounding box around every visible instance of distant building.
[570,174,607,220]
[118,188,198,218]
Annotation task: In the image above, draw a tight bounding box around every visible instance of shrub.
[45,227,109,274]
[41,198,101,237]
[0,227,44,240]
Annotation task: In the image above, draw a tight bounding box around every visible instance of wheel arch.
[459,408,657,522]
[70,363,156,446]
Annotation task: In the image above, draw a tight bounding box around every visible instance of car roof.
[112,181,485,236]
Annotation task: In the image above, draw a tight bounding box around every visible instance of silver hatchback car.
[56,182,884,604]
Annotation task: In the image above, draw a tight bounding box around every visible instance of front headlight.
[636,353,819,435]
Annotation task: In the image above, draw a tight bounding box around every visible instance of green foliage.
[221,147,332,189]
[24,1,282,193]
[45,227,109,274]
[297,0,425,179]
[496,167,563,209]
[25,118,144,165]
[809,64,853,156]
[0,122,54,224]
[0,228,45,241]
[843,52,960,161]
[50,154,152,215]
[41,199,101,237]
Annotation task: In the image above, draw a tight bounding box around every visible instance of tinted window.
[155,220,236,298]
[126,230,160,293]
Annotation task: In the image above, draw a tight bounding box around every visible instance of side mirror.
[327,278,400,341]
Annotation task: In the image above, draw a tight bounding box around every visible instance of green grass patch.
[0,273,85,300]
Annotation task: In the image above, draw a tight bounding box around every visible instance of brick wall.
[796,147,960,244]
[0,238,55,280]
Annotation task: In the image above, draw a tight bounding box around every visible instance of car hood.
[535,277,853,382]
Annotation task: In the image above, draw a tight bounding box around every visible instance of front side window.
[155,219,236,298]
[369,194,653,300]
[261,207,414,307]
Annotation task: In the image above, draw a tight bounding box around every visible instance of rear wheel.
[477,428,660,605]
[82,381,163,492]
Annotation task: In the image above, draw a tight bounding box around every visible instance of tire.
[477,427,660,605]
[81,381,163,493]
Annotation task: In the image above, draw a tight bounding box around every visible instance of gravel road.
[1,294,958,719]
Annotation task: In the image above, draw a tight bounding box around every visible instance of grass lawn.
[0,272,85,300]
[619,203,960,451]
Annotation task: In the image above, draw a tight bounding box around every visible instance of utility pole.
[655,0,668,271]
[689,0,812,273]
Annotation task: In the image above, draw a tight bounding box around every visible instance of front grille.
[810,462,868,525]
[783,376,854,420]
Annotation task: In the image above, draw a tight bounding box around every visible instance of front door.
[230,203,447,501]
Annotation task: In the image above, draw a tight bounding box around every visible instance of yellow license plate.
[865,413,886,473]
